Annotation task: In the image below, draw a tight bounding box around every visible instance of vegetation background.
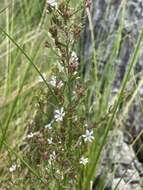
[0,0,143,190]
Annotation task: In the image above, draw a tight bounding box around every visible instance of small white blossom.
[69,52,79,72]
[73,91,76,95]
[70,52,79,65]
[49,151,56,165]
[82,129,94,143]
[27,132,34,139]
[76,76,80,80]
[47,137,53,144]
[73,71,78,75]
[49,75,63,89]
[57,80,64,89]
[56,169,60,174]
[47,0,57,8]
[44,121,53,130]
[38,73,46,82]
[50,151,56,160]
[27,132,39,139]
[80,156,88,166]
[9,164,17,172]
[49,76,57,87]
[54,107,65,122]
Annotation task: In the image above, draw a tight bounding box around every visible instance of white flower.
[49,151,56,165]
[27,132,34,139]
[54,107,65,122]
[47,0,57,8]
[27,132,39,139]
[9,164,17,172]
[76,76,80,80]
[38,73,46,82]
[47,137,53,144]
[44,121,53,130]
[49,76,63,89]
[73,71,78,75]
[57,80,64,89]
[82,129,94,143]
[70,51,79,65]
[80,156,88,166]
[71,51,79,62]
[49,76,57,87]
[56,169,60,174]
[50,151,56,160]
[73,91,76,95]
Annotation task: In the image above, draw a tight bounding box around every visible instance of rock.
[125,99,143,162]
[112,178,141,190]
[92,174,111,190]
[112,178,129,190]
[93,129,143,190]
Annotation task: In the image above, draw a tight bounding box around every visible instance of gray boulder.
[93,129,143,190]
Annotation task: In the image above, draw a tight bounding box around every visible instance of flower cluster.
[68,52,79,73]
[49,75,64,89]
[80,156,88,166]
[47,137,53,144]
[82,129,94,143]
[54,107,65,122]
[9,164,17,172]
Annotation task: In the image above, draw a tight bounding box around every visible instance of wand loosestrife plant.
[21,1,93,189]
[0,1,96,189]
